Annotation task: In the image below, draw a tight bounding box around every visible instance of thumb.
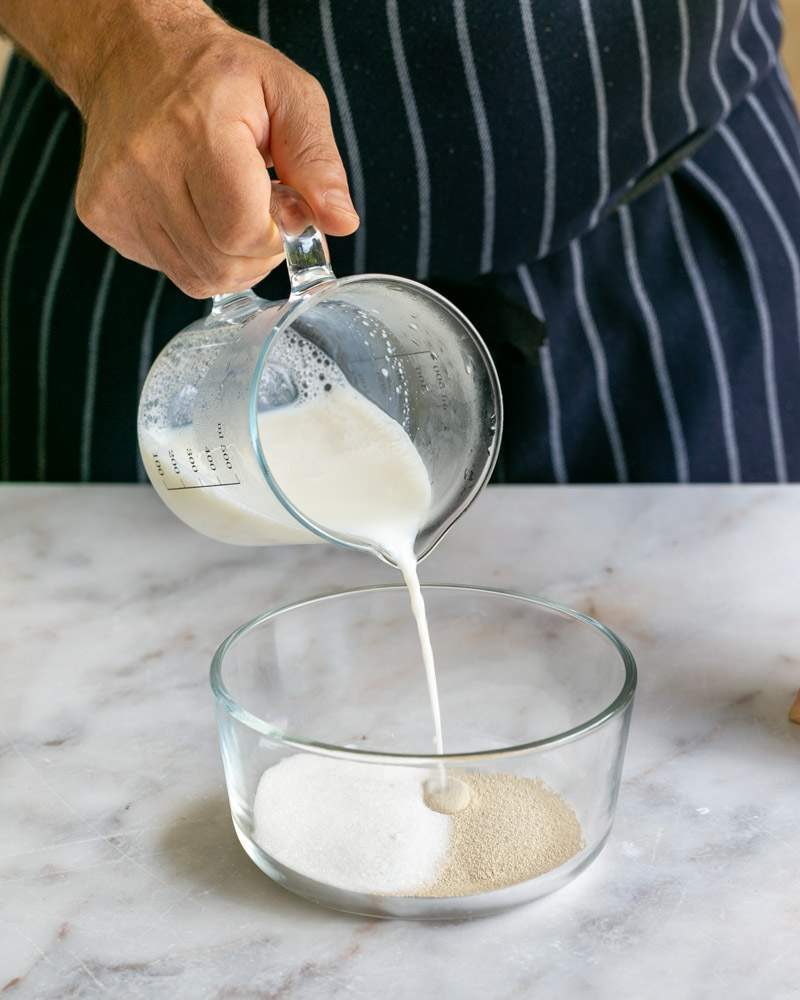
[268,71,360,237]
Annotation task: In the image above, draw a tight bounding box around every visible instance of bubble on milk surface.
[250,306,415,436]
[265,328,348,405]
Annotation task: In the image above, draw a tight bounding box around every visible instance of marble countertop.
[1,485,798,999]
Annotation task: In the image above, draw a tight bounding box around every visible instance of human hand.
[74,15,358,298]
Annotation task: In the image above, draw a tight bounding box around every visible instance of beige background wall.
[784,0,800,95]
[0,37,10,83]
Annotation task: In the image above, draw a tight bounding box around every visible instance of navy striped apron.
[1,0,799,483]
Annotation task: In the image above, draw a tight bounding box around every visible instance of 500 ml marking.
[153,422,241,491]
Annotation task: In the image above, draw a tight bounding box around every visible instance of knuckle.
[76,162,136,236]
[170,98,204,136]
[178,275,213,299]
[74,188,105,234]
[298,71,326,103]
[73,189,91,225]
[280,66,328,113]
[122,133,151,170]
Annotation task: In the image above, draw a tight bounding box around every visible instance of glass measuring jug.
[138,183,503,564]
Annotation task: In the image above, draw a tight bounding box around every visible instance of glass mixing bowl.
[211,586,636,919]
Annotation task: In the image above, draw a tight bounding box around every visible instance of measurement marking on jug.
[348,351,436,365]
[157,439,242,488]
[165,479,240,491]
[220,444,234,471]
[431,362,449,410]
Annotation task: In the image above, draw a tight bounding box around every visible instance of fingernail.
[323,188,359,219]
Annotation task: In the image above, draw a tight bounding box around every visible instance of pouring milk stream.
[138,183,502,796]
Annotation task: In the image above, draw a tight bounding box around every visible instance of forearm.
[0,0,221,112]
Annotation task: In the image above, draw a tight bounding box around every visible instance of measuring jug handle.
[269,181,335,295]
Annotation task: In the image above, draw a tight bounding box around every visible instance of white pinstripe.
[664,176,740,482]
[746,94,800,205]
[1,111,69,478]
[319,0,367,273]
[538,347,567,484]
[517,262,544,318]
[37,194,78,481]
[0,76,45,201]
[684,160,787,482]
[732,0,758,85]
[137,273,167,398]
[258,0,270,43]
[453,0,495,274]
[136,273,167,482]
[386,0,432,280]
[710,0,731,118]
[569,241,628,482]
[579,0,610,228]
[618,206,689,482]
[516,263,568,484]
[80,249,117,482]
[631,0,657,164]
[749,0,775,64]
[677,0,698,132]
[719,122,800,356]
[519,0,556,257]
[769,0,787,64]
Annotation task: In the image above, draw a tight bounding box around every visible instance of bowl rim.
[209,584,637,763]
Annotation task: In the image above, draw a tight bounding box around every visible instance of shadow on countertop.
[157,793,368,927]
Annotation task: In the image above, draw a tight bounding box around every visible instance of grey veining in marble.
[1,484,798,999]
